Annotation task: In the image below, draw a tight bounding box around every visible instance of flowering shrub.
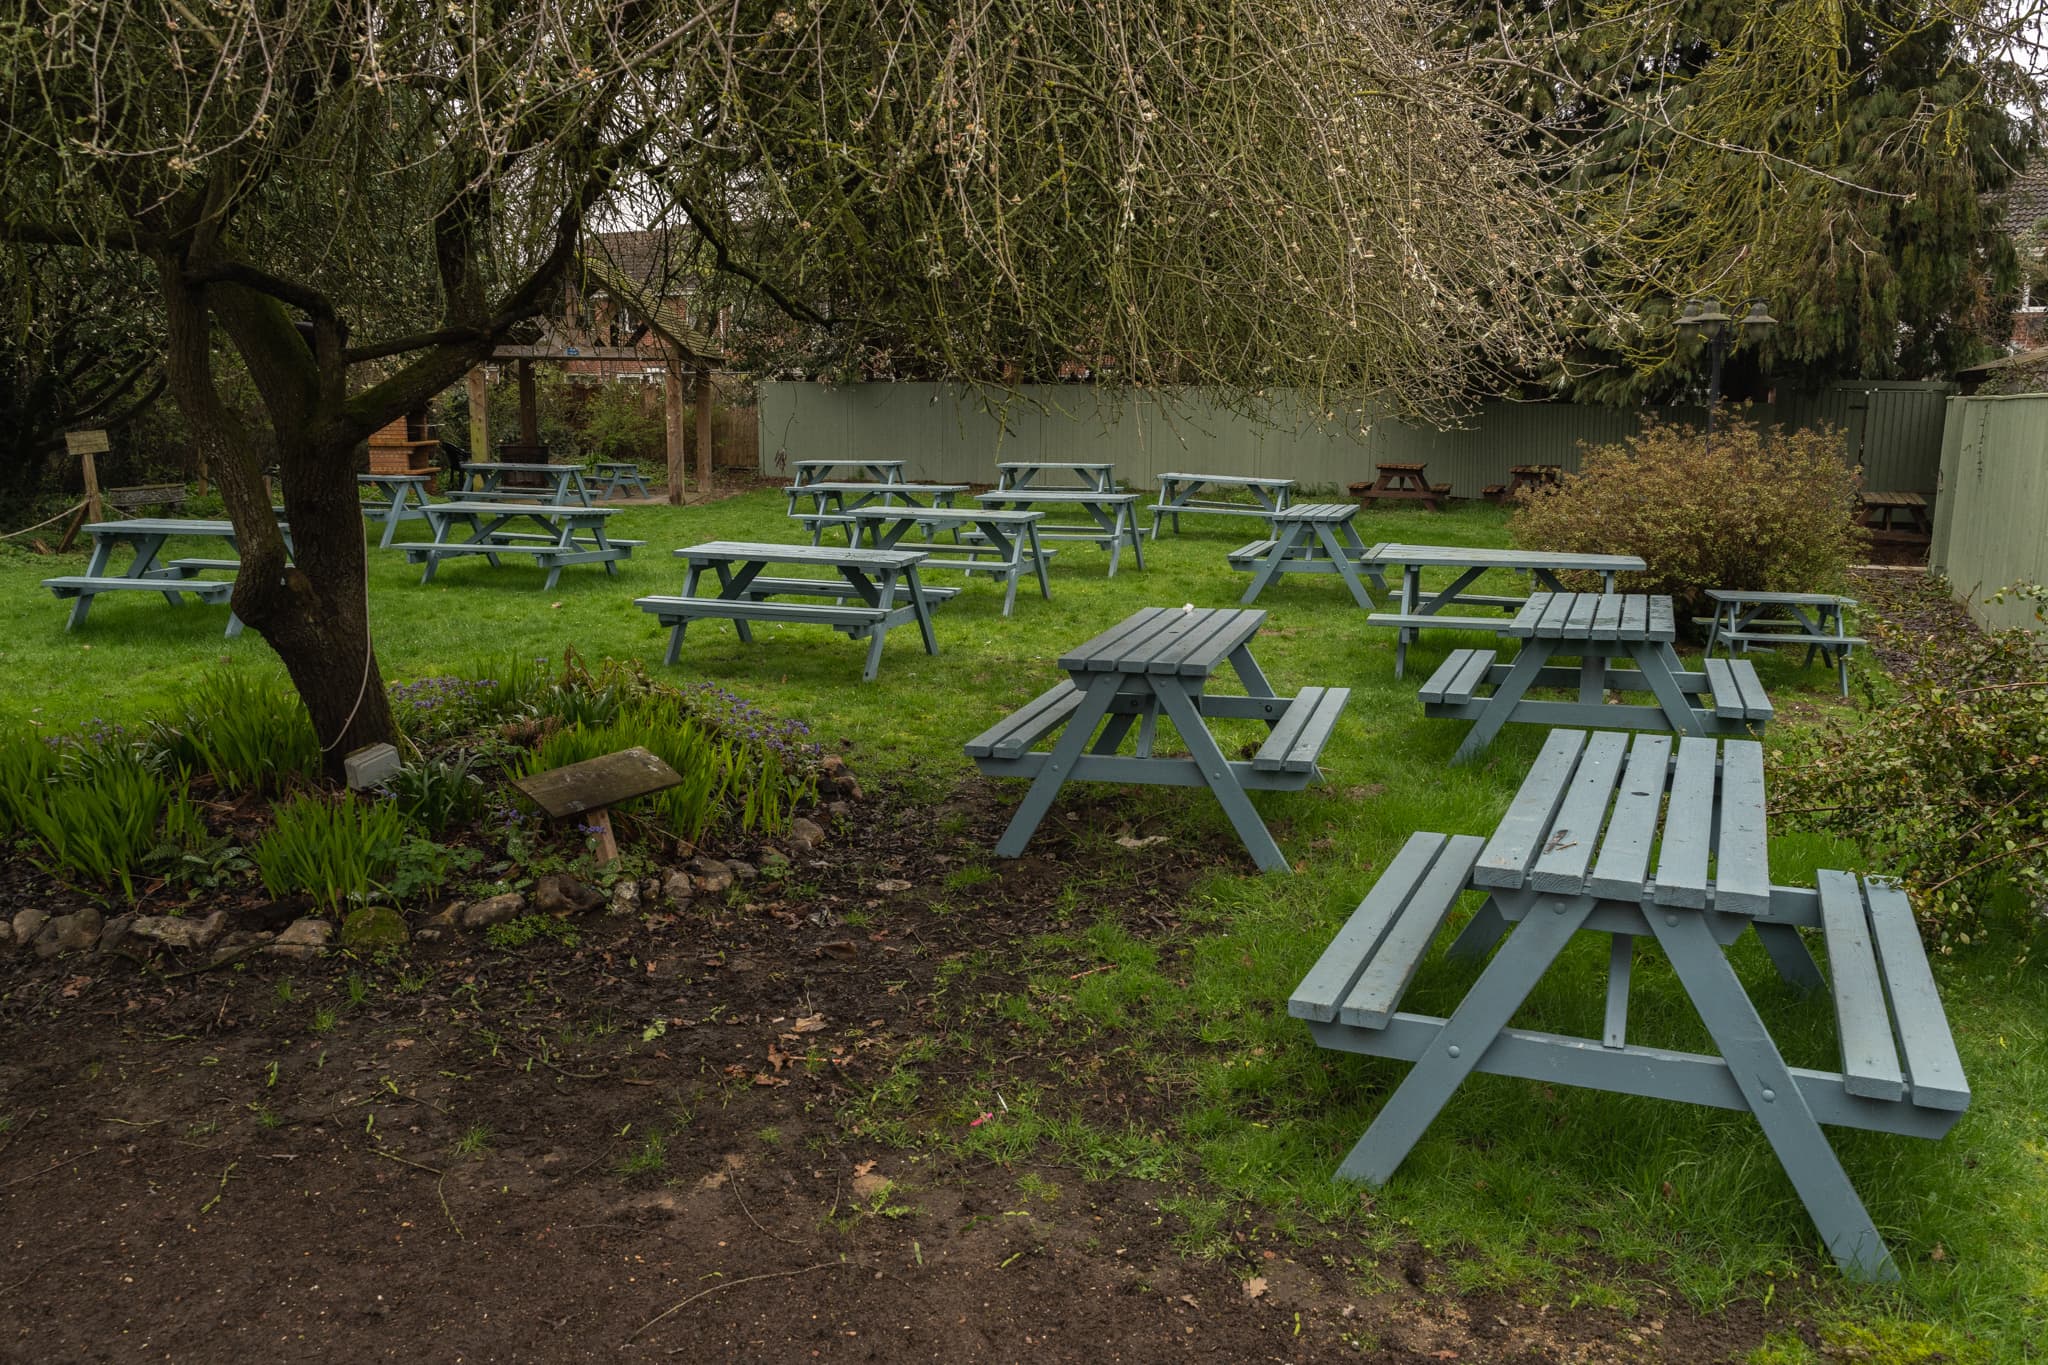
[1772,583,2048,957]
[1510,416,1867,626]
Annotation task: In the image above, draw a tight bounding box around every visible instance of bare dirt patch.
[0,785,1802,1362]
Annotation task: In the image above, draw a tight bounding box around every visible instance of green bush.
[151,670,320,794]
[251,793,408,911]
[578,381,665,465]
[383,755,487,834]
[1773,583,2048,956]
[1509,416,1867,625]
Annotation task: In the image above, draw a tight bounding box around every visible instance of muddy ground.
[0,771,1817,1365]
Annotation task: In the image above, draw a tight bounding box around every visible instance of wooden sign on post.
[510,746,682,863]
[65,429,109,523]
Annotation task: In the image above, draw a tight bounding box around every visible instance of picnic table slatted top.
[1506,591,1673,642]
[429,501,615,516]
[465,461,570,473]
[796,481,968,495]
[1860,491,1928,507]
[1707,589,1859,607]
[83,518,249,537]
[1059,606,1265,676]
[1272,502,1360,521]
[977,489,1138,503]
[674,540,928,569]
[1157,471,1294,488]
[849,506,1042,525]
[1367,544,1646,572]
[997,461,1116,473]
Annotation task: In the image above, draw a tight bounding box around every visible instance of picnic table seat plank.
[1252,685,1350,772]
[964,681,1086,761]
[1862,879,1970,1110]
[1714,742,1772,915]
[1817,870,1907,1101]
[1419,649,1497,706]
[1341,835,1488,1028]
[1291,834,1455,1022]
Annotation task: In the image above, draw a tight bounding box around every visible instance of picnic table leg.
[1152,682,1290,873]
[905,567,940,656]
[1315,523,1376,609]
[1445,896,1510,960]
[980,522,1023,617]
[1647,910,1898,1281]
[1337,893,1596,1183]
[1748,922,1825,992]
[1579,650,1609,705]
[378,482,405,549]
[1451,643,1551,764]
[1631,642,1711,735]
[1241,521,1306,605]
[993,675,1124,857]
[712,562,761,644]
[1602,933,1633,1048]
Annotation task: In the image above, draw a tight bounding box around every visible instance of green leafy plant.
[1510,416,1867,626]
[383,755,487,834]
[1774,582,2048,954]
[483,914,581,950]
[150,670,320,794]
[250,794,408,911]
[388,836,484,904]
[14,746,191,899]
[0,730,58,836]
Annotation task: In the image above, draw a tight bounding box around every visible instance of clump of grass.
[151,669,319,794]
[250,793,408,911]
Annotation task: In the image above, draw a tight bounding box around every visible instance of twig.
[1067,964,1118,981]
[729,1177,803,1247]
[370,1147,463,1239]
[629,1262,841,1342]
[0,1147,100,1190]
[0,1244,84,1296]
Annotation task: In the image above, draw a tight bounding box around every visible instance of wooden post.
[65,429,109,522]
[664,360,686,505]
[466,366,490,462]
[517,359,539,448]
[694,366,714,502]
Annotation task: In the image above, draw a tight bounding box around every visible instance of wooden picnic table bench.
[849,506,1052,616]
[42,516,291,636]
[1855,491,1932,545]
[966,606,1349,872]
[994,461,1119,493]
[458,462,595,507]
[1148,472,1295,538]
[1364,544,1647,677]
[395,501,635,589]
[974,488,1147,576]
[1421,592,1771,762]
[1228,503,1389,608]
[1700,590,1864,697]
[638,541,942,682]
[1349,461,1452,511]
[590,462,654,499]
[1292,728,1969,1281]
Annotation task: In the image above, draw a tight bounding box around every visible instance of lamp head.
[1674,297,1703,343]
[1692,296,1730,342]
[1742,297,1778,346]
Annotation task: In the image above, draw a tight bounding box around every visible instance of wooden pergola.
[467,264,726,504]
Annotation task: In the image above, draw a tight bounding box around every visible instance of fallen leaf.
[752,1072,788,1087]
[852,1160,876,1177]
[59,975,92,999]
[851,1172,890,1200]
[1115,834,1169,849]
[873,878,912,893]
[818,940,859,961]
[1930,1243,1947,1262]
[766,1043,790,1072]
[1178,1294,1199,1309]
[791,1014,828,1033]
[1431,1352,1460,1361]
[1243,1277,1269,1300]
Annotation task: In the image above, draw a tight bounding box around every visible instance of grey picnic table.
[458,461,595,507]
[358,472,437,549]
[965,607,1349,873]
[42,517,291,636]
[785,480,967,545]
[1149,472,1295,538]
[395,501,637,589]
[1292,727,1970,1281]
[1229,502,1388,608]
[1702,590,1864,697]
[1421,592,1773,763]
[591,462,654,499]
[973,488,1146,576]
[637,541,942,682]
[788,459,908,487]
[994,460,1118,493]
[849,506,1052,616]
[1365,544,1648,677]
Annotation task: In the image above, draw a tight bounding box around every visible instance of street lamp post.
[1675,296,1777,451]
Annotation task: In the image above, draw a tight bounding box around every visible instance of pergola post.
[694,366,714,500]
[465,366,489,463]
[664,358,686,505]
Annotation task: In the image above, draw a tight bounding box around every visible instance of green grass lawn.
[2,491,2042,1358]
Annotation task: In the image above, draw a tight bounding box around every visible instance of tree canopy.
[1453,0,2043,402]
[0,0,1572,769]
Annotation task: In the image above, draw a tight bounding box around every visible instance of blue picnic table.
[1702,589,1864,697]
[1292,728,1970,1281]
[637,541,943,682]
[966,607,1349,872]
[359,473,437,549]
[1365,544,1647,677]
[849,505,1052,616]
[1149,472,1295,538]
[785,480,967,545]
[591,461,655,499]
[994,461,1118,493]
[1229,502,1387,607]
[41,517,290,636]
[458,462,595,507]
[395,501,636,589]
[1420,592,1773,763]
